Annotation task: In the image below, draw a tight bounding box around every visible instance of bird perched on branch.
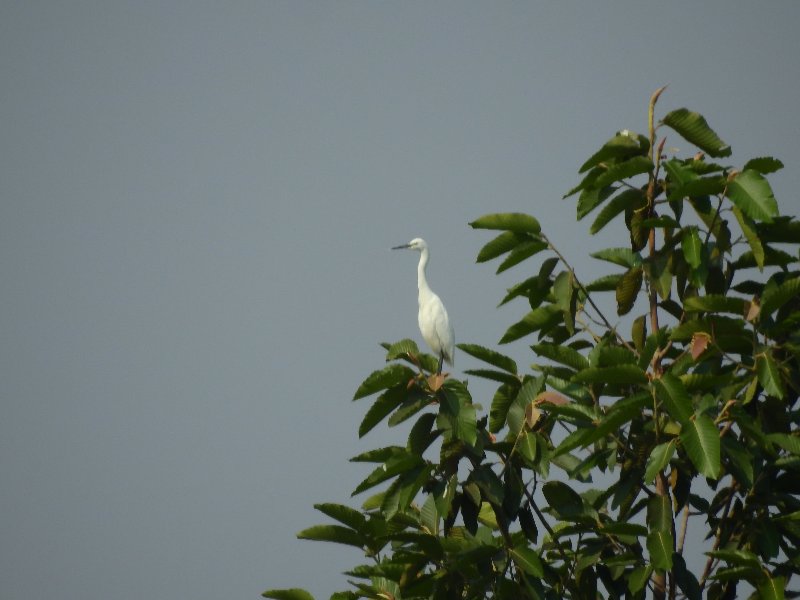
[392,238,455,375]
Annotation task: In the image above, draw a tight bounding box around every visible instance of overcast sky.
[2,2,799,599]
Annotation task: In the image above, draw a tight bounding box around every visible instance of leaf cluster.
[266,93,800,600]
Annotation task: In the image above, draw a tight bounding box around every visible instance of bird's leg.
[437,352,444,375]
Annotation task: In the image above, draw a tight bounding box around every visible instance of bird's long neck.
[417,248,432,301]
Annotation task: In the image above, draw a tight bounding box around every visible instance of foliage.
[265,89,800,600]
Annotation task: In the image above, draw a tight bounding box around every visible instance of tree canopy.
[265,88,800,600]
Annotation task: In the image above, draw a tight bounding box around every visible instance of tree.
[264,88,800,600]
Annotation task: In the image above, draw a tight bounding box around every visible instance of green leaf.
[585,273,623,292]
[262,589,316,600]
[297,524,365,549]
[743,156,784,174]
[616,266,643,316]
[661,108,731,157]
[518,431,538,462]
[458,343,518,374]
[758,575,785,600]
[471,465,505,506]
[359,386,406,437]
[489,383,518,433]
[572,364,648,385]
[590,189,644,235]
[438,381,477,446]
[684,295,747,315]
[647,495,673,533]
[645,440,677,483]
[407,412,437,455]
[766,433,800,455]
[578,130,648,173]
[500,305,561,344]
[353,365,415,400]
[496,239,548,273]
[628,565,653,594]
[756,352,785,399]
[706,548,761,569]
[313,503,366,532]
[654,373,694,424]
[680,414,721,479]
[510,546,544,577]
[761,277,800,316]
[532,343,589,371]
[591,247,641,268]
[647,530,674,570]
[681,226,703,269]
[732,205,765,270]
[577,185,615,220]
[470,213,542,234]
[352,452,424,495]
[726,169,779,223]
[542,480,585,520]
[593,155,653,189]
[476,231,527,263]
[383,338,421,362]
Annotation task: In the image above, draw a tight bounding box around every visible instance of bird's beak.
[391,244,410,250]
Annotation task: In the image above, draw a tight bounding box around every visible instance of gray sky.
[2,2,799,599]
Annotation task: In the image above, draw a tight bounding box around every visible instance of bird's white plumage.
[392,238,455,370]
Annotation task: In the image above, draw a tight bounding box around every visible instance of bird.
[392,238,455,375]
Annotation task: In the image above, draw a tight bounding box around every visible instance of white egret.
[392,238,455,375]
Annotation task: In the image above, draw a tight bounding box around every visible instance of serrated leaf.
[476,231,527,263]
[500,305,560,344]
[297,524,365,549]
[314,503,367,532]
[470,213,541,234]
[680,414,721,479]
[590,188,644,235]
[684,295,747,314]
[354,364,415,400]
[654,373,693,424]
[383,338,421,362]
[616,266,643,316]
[767,433,800,455]
[458,343,518,374]
[661,108,731,158]
[578,130,648,173]
[756,352,785,399]
[497,239,548,273]
[731,205,765,270]
[510,546,544,577]
[593,155,653,189]
[577,185,615,220]
[532,343,589,371]
[761,277,800,316]
[489,383,518,433]
[681,226,703,269]
[647,530,674,570]
[359,386,406,437]
[572,364,648,385]
[726,169,779,223]
[262,589,316,600]
[743,156,784,174]
[585,273,623,292]
[645,440,677,483]
[591,247,641,268]
[407,412,437,455]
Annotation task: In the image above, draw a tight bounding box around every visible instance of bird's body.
[392,238,455,373]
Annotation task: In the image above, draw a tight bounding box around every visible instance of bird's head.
[392,238,427,253]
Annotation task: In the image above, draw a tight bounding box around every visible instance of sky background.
[2,2,800,599]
